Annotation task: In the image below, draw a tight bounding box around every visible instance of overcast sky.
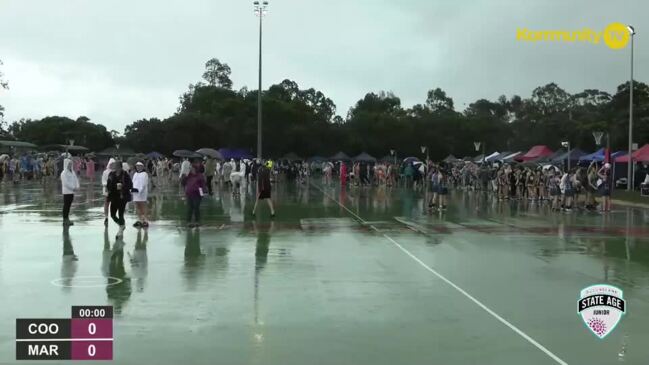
[0,0,646,132]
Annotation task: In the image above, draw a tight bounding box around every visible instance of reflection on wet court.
[1,178,649,364]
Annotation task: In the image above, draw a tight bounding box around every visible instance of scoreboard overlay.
[16,306,113,360]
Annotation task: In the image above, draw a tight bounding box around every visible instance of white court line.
[310,182,568,365]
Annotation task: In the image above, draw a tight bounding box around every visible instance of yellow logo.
[602,22,630,49]
[516,22,632,50]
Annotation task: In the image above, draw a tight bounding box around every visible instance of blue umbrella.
[146,151,165,159]
[403,157,420,163]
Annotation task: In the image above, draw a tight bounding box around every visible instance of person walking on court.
[132,162,149,228]
[204,157,216,195]
[252,160,276,217]
[339,161,347,187]
[182,160,207,228]
[101,158,116,227]
[107,160,133,238]
[60,157,80,226]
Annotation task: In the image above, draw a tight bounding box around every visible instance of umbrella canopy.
[353,152,377,163]
[173,149,203,158]
[196,148,224,159]
[517,145,554,161]
[40,144,89,153]
[146,151,165,159]
[502,151,522,162]
[403,157,420,163]
[96,146,135,157]
[616,144,649,162]
[578,148,626,162]
[551,148,587,163]
[443,154,459,163]
[282,152,302,161]
[473,154,485,163]
[329,152,351,161]
[484,152,500,161]
[307,155,327,162]
[218,148,253,160]
[486,151,510,162]
[0,140,38,150]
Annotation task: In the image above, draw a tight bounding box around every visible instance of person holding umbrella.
[106,160,133,238]
[182,159,207,228]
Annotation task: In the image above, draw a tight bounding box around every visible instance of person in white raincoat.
[179,158,191,179]
[102,158,116,227]
[60,158,80,226]
[131,161,149,227]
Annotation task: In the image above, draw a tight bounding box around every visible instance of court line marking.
[310,182,568,365]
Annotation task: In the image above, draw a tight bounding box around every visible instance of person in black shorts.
[252,160,275,217]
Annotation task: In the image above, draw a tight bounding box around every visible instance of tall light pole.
[254,1,268,160]
[627,25,635,191]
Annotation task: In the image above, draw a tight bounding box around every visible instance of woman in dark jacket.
[106,161,134,238]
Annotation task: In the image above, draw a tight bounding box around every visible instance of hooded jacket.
[131,167,149,202]
[102,158,116,197]
[60,158,80,195]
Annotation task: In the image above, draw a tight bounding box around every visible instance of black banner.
[578,294,626,312]
[16,319,71,339]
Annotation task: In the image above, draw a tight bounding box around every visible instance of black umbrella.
[196,148,223,159]
[173,149,202,158]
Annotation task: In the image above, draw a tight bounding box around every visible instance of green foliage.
[8,116,113,150]
[3,57,648,159]
[202,58,233,89]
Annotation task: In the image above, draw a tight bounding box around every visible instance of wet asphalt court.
[1,177,649,364]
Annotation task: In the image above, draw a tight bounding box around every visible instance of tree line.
[2,58,648,160]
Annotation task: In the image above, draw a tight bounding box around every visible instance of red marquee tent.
[517,145,554,161]
[616,144,649,163]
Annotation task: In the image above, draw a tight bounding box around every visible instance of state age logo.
[578,284,626,339]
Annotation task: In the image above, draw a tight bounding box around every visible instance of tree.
[0,59,8,118]
[425,88,454,112]
[9,116,113,150]
[202,58,233,89]
[530,83,571,115]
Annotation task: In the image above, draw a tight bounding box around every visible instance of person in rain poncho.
[179,158,191,179]
[85,157,96,180]
[60,158,80,226]
[102,158,116,227]
[222,159,233,186]
[106,160,133,238]
[204,157,216,195]
[131,162,150,228]
[230,159,244,196]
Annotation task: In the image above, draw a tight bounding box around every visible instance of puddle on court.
[2,180,649,364]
